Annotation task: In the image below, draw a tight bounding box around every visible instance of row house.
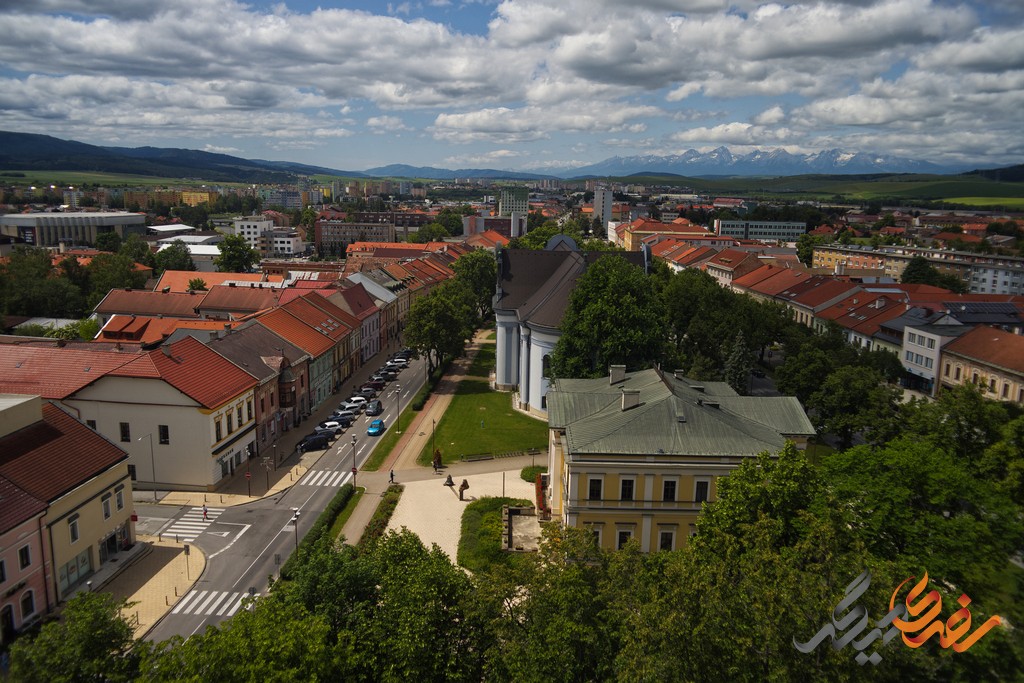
[93,289,203,325]
[194,284,281,320]
[940,326,1024,404]
[347,271,401,351]
[255,307,336,413]
[0,396,136,641]
[329,283,381,364]
[206,322,311,464]
[154,270,285,293]
[650,240,719,273]
[546,367,814,552]
[282,293,360,391]
[704,249,767,289]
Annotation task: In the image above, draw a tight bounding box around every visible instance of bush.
[278,483,354,581]
[520,465,547,483]
[357,485,404,549]
[457,497,533,573]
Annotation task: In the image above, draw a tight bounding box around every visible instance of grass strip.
[328,487,364,542]
[457,496,533,573]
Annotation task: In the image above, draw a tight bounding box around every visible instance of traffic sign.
[245,471,251,479]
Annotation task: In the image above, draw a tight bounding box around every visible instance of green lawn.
[457,496,534,573]
[466,342,496,378]
[418,379,548,465]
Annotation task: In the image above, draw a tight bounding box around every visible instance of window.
[86,419,96,430]
[0,559,6,584]
[620,478,634,502]
[260,397,265,412]
[659,530,675,551]
[663,480,677,502]
[1003,383,1010,398]
[116,487,124,511]
[21,590,34,620]
[158,425,169,445]
[955,366,962,380]
[270,392,275,407]
[990,378,997,392]
[69,516,79,544]
[237,406,243,425]
[588,478,602,501]
[924,358,933,369]
[215,420,222,441]
[128,464,136,480]
[695,479,710,504]
[247,400,253,421]
[905,350,913,361]
[944,363,951,377]
[926,338,935,350]
[119,422,130,442]
[102,495,111,520]
[227,413,234,434]
[18,545,31,569]
[617,530,633,550]
[972,372,980,385]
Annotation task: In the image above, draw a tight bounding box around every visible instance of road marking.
[208,524,251,560]
[172,589,259,616]
[163,507,223,542]
[231,491,316,590]
[299,469,351,487]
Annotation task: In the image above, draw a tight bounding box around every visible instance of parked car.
[377,370,398,381]
[386,358,408,368]
[363,378,386,390]
[331,410,355,425]
[346,395,368,408]
[367,419,386,436]
[339,400,363,414]
[355,386,378,398]
[299,434,331,452]
[316,420,344,435]
[365,399,383,416]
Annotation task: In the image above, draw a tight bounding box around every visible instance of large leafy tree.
[87,253,148,307]
[404,279,476,373]
[549,255,666,379]
[94,231,122,253]
[215,233,259,273]
[118,233,155,269]
[808,366,903,449]
[451,249,497,320]
[154,239,196,275]
[10,592,140,683]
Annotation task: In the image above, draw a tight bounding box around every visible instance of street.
[142,355,425,642]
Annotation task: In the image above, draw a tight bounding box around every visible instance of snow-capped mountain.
[532,147,962,178]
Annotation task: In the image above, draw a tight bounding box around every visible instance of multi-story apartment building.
[545,367,814,551]
[713,219,806,242]
[498,186,529,217]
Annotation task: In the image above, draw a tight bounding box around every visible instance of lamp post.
[394,383,402,434]
[291,509,300,551]
[273,442,277,471]
[432,418,436,461]
[350,435,358,488]
[138,433,157,502]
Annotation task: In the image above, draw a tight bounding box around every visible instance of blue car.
[367,419,386,436]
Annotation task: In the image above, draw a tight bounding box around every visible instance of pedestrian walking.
[389,470,395,484]
[202,504,208,521]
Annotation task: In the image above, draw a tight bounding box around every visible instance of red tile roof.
[197,285,281,317]
[94,289,201,319]
[0,346,139,398]
[254,308,335,358]
[944,325,1024,375]
[280,296,354,341]
[0,473,47,534]
[154,270,284,293]
[107,336,256,409]
[0,402,127,503]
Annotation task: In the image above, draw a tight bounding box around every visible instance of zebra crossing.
[298,469,352,488]
[171,589,260,617]
[162,506,223,542]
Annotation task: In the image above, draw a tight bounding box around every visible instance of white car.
[346,396,368,407]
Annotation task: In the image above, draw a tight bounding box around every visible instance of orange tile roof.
[94,289,202,318]
[254,308,335,358]
[300,291,362,331]
[0,345,139,398]
[107,335,256,409]
[944,325,1024,375]
[155,270,284,293]
[280,297,354,341]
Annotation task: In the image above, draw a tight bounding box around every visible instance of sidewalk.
[340,330,492,544]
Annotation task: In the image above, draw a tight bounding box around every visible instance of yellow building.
[546,366,814,551]
[181,191,214,207]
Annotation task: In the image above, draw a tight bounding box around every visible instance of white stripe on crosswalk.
[171,589,261,616]
[300,470,350,487]
[163,507,224,542]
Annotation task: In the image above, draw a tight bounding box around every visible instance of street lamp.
[350,435,358,488]
[138,433,157,502]
[273,442,277,471]
[432,418,436,462]
[394,383,402,434]
[291,509,300,551]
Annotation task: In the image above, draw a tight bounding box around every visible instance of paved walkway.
[103,331,539,639]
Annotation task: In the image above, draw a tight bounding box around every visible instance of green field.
[944,196,1024,208]
[418,379,548,465]
[0,170,253,188]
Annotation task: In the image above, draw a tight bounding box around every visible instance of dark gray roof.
[205,321,310,381]
[942,301,1021,326]
[549,368,814,457]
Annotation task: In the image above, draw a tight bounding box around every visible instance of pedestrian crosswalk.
[298,469,352,488]
[171,589,260,617]
[162,506,223,542]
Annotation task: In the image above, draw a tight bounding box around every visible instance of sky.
[0,0,1021,173]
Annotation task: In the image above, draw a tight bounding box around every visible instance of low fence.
[460,448,543,463]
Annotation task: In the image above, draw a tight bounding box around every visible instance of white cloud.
[202,143,241,154]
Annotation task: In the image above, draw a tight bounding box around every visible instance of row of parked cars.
[297,349,414,452]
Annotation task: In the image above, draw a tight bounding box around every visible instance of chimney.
[162,286,170,293]
[609,364,626,385]
[161,344,172,357]
[621,389,640,411]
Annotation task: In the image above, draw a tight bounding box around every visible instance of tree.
[118,233,154,268]
[154,239,196,275]
[10,592,140,683]
[451,249,496,320]
[404,280,476,374]
[900,255,968,293]
[94,231,122,253]
[549,255,666,379]
[215,234,258,273]
[411,222,450,243]
[87,253,148,307]
[773,343,834,405]
[187,277,208,291]
[723,329,754,394]
[808,366,902,449]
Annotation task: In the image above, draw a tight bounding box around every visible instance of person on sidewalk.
[389,470,395,484]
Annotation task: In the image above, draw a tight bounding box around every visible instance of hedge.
[357,484,404,549]
[278,483,355,582]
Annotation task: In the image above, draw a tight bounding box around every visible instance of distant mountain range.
[0,131,1010,184]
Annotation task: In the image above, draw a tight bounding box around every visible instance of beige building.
[940,326,1024,404]
[545,367,814,552]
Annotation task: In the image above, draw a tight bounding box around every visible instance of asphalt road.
[143,354,425,642]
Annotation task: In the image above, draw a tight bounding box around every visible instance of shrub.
[520,465,547,483]
[357,485,404,549]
